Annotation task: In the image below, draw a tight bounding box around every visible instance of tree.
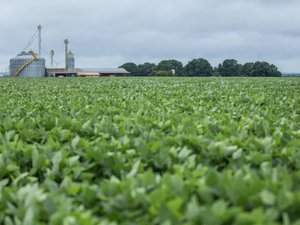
[137,62,156,76]
[212,67,220,77]
[251,61,282,77]
[184,58,213,76]
[119,63,138,76]
[154,70,173,76]
[218,59,241,76]
[156,59,183,75]
[241,62,254,76]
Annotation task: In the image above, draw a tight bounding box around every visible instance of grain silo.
[10,51,45,77]
[9,25,46,77]
[64,39,75,71]
[67,50,75,70]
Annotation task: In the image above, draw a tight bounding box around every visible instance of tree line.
[119,58,282,77]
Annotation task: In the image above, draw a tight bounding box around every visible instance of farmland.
[0,77,299,225]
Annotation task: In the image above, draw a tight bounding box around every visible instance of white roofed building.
[46,67,130,77]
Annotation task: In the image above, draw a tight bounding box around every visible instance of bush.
[153,70,174,76]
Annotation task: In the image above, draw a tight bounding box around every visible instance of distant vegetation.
[283,73,300,77]
[120,58,282,77]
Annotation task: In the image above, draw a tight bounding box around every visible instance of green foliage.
[154,70,174,77]
[119,63,139,76]
[234,61,282,77]
[0,77,299,224]
[137,62,156,76]
[120,59,282,77]
[241,62,254,76]
[156,60,183,75]
[184,58,213,76]
[218,59,241,77]
[251,62,282,77]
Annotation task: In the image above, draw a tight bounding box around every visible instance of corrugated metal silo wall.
[67,55,75,70]
[19,58,46,77]
[10,53,46,77]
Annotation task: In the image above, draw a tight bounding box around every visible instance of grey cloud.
[0,0,300,72]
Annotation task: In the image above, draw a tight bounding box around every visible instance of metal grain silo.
[10,51,45,77]
[67,50,75,70]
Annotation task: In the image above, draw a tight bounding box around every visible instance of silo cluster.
[9,25,75,77]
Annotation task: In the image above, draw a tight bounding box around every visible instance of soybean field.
[0,77,299,225]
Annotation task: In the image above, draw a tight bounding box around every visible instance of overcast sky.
[1,0,300,72]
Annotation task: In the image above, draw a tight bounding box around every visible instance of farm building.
[46,68,130,77]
